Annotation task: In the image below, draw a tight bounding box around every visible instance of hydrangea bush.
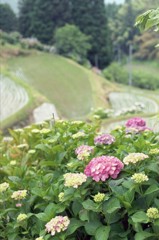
[0,118,159,240]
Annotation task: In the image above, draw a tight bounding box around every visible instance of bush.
[103,62,128,85]
[0,30,22,45]
[0,119,159,239]
[20,38,44,50]
[103,62,159,90]
[132,70,159,90]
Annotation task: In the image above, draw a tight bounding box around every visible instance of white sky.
[105,0,125,3]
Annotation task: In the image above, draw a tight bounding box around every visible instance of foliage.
[18,0,112,68]
[20,38,43,51]
[103,62,159,90]
[54,24,91,64]
[108,0,159,58]
[71,0,112,68]
[135,7,159,32]
[0,3,17,32]
[133,32,159,60]
[103,62,128,84]
[0,118,159,239]
[90,107,113,120]
[18,0,72,43]
[0,31,22,45]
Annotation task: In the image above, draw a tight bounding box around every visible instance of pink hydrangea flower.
[45,216,70,236]
[94,134,115,145]
[125,117,151,132]
[126,117,146,127]
[84,156,124,182]
[75,145,94,160]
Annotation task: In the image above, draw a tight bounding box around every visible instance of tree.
[109,0,159,56]
[19,0,72,43]
[71,0,112,68]
[54,24,91,63]
[18,0,33,37]
[0,3,17,32]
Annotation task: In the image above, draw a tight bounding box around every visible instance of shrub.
[103,62,128,84]
[0,30,22,45]
[132,70,159,90]
[20,38,44,50]
[103,62,159,90]
[0,118,159,239]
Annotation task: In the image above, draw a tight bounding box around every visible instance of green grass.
[8,53,93,119]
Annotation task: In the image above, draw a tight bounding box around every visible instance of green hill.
[8,52,116,119]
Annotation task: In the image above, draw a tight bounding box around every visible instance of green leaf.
[82,199,100,212]
[35,213,48,222]
[72,201,82,216]
[85,221,102,236]
[66,219,83,236]
[145,184,159,195]
[79,209,89,221]
[103,197,121,214]
[44,203,57,219]
[95,226,110,240]
[135,231,155,240]
[131,211,149,223]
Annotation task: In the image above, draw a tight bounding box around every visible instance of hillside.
[8,52,117,119]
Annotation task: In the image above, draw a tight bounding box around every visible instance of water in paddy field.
[0,74,29,122]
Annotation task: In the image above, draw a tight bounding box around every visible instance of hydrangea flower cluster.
[131,173,149,183]
[93,193,105,202]
[17,143,28,149]
[125,117,151,132]
[10,160,16,165]
[75,145,94,160]
[146,208,159,219]
[58,192,64,202]
[64,173,87,188]
[45,216,70,236]
[11,190,27,200]
[72,131,85,139]
[149,148,159,155]
[0,182,9,193]
[84,156,124,182]
[17,213,27,222]
[94,134,115,145]
[40,128,51,134]
[123,153,149,165]
[35,237,44,240]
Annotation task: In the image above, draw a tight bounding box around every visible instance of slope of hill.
[8,52,117,119]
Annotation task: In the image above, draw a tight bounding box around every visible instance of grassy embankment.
[8,52,117,119]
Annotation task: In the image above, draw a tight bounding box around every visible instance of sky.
[105,0,124,3]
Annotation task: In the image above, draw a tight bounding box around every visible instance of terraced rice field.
[0,75,29,121]
[109,92,159,114]
[8,53,93,119]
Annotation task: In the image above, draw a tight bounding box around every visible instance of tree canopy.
[0,3,17,32]
[54,24,91,63]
